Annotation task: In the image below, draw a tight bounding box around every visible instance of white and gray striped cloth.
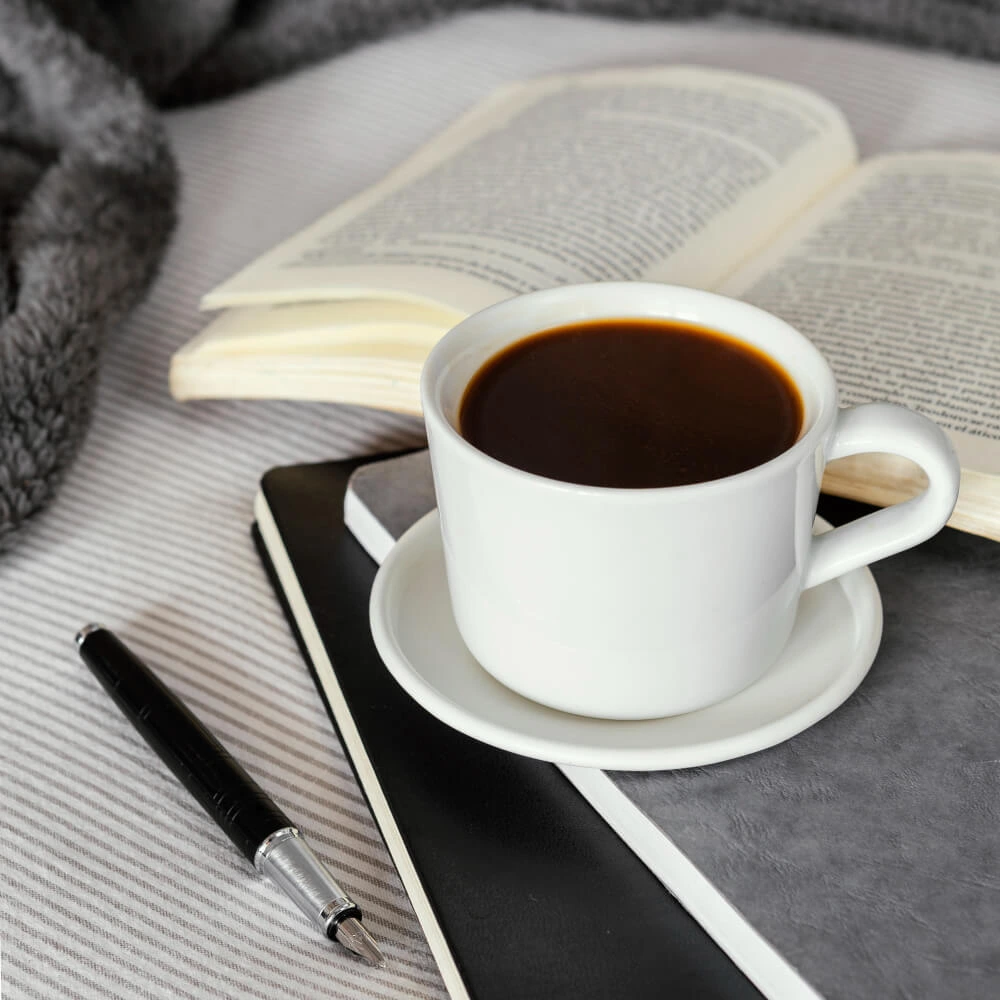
[5,12,1000,998]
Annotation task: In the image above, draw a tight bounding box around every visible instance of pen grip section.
[255,828,359,936]
[79,628,290,861]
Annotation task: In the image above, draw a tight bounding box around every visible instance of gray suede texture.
[351,449,438,541]
[348,449,1000,999]
[6,0,1000,551]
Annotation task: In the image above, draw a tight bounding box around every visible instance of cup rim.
[421,282,839,499]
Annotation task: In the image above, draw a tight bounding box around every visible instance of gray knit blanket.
[3,0,1000,550]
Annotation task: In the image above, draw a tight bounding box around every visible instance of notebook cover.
[348,450,1000,1000]
[252,455,762,1000]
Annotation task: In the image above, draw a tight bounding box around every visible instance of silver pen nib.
[335,916,387,968]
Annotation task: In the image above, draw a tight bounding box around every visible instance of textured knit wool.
[2,0,999,549]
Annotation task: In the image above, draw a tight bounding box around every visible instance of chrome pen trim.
[254,826,358,935]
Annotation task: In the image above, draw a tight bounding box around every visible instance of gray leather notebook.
[346,449,1000,1000]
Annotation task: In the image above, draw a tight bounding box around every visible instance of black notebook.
[252,455,761,1000]
[256,451,1000,1000]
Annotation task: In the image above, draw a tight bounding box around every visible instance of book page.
[723,152,1000,478]
[174,300,459,358]
[204,67,856,314]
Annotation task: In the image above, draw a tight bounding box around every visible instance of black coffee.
[458,318,803,489]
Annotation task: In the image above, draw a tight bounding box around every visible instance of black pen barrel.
[78,626,290,862]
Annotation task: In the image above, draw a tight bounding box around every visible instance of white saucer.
[369,511,883,770]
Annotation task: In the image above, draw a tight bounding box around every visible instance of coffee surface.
[459,318,803,488]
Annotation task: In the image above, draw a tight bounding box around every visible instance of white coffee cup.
[421,283,959,720]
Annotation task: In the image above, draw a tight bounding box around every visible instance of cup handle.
[804,403,960,589]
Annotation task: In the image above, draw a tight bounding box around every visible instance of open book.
[172,66,1000,540]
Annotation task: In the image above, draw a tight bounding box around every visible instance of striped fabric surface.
[5,11,1000,998]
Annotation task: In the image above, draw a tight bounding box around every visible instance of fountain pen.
[76,624,386,968]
